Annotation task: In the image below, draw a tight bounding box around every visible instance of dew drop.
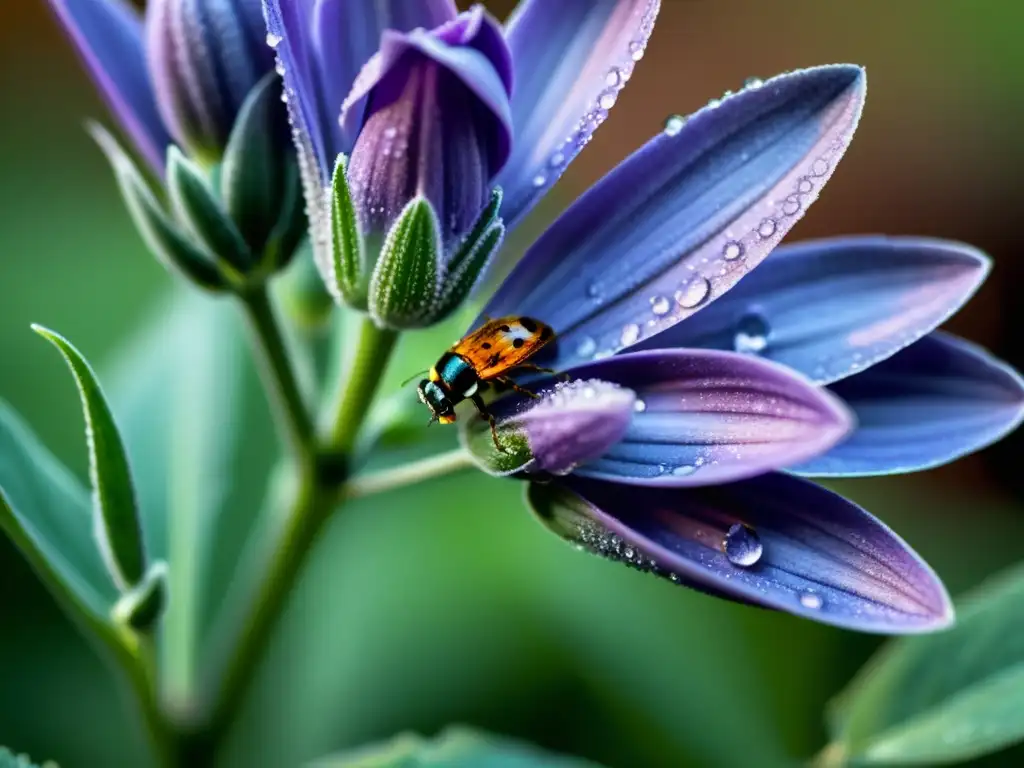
[650,295,671,316]
[811,158,829,177]
[671,464,697,478]
[599,90,618,110]
[723,523,763,567]
[706,98,721,109]
[275,60,286,76]
[586,282,603,300]
[744,76,764,89]
[549,151,565,168]
[532,173,547,188]
[675,277,710,309]
[620,323,641,345]
[383,126,397,139]
[266,32,282,48]
[634,399,647,413]
[798,178,814,194]
[782,196,801,216]
[722,241,744,261]
[663,114,687,136]
[575,336,597,357]
[733,313,770,355]
[800,592,823,610]
[758,218,777,238]
[629,41,645,61]
[605,68,623,87]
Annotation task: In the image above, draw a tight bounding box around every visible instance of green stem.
[238,286,315,459]
[342,448,475,500]
[324,317,399,456]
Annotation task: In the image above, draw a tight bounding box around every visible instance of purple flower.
[454,62,1023,634]
[44,0,276,169]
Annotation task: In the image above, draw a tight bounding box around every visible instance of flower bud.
[146,0,275,162]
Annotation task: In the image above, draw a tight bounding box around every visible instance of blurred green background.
[2,1,1024,766]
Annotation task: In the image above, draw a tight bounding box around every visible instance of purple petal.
[638,237,989,385]
[793,332,1024,476]
[478,65,866,372]
[44,0,171,173]
[495,0,660,229]
[529,473,953,633]
[462,380,635,477]
[499,350,851,486]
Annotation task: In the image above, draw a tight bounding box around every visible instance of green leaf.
[332,154,367,308]
[167,145,253,276]
[32,326,145,591]
[369,197,442,329]
[309,726,604,767]
[220,72,288,254]
[0,398,117,619]
[88,122,227,291]
[829,562,1024,764]
[112,559,168,631]
[102,290,268,709]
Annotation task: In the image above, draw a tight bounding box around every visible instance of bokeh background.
[2,1,1024,766]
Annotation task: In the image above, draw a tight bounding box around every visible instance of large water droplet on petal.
[650,295,671,316]
[620,323,641,346]
[674,277,710,309]
[723,241,744,261]
[723,523,763,567]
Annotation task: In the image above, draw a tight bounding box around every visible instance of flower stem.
[342,448,475,500]
[324,317,399,457]
[238,286,315,459]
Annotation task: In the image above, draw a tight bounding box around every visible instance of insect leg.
[496,376,541,399]
[511,363,572,381]
[471,393,507,453]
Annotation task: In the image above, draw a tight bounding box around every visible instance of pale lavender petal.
[461,380,635,477]
[45,0,171,173]
[638,237,989,385]
[529,473,953,633]
[496,0,660,229]
[477,65,866,373]
[794,332,1024,476]
[493,350,851,486]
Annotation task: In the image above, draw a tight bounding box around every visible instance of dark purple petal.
[477,65,866,372]
[495,0,660,229]
[529,473,953,633]
[462,380,635,477]
[342,14,513,248]
[44,0,171,173]
[499,350,851,486]
[147,0,276,158]
[793,332,1024,476]
[638,237,989,385]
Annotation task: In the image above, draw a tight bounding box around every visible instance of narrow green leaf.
[112,559,168,631]
[167,145,254,275]
[0,398,116,619]
[309,726,604,767]
[369,197,442,328]
[332,154,367,307]
[221,72,288,253]
[32,325,146,591]
[87,122,227,291]
[830,562,1024,764]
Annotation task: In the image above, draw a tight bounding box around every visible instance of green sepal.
[220,72,289,255]
[460,412,533,476]
[32,325,146,591]
[369,197,442,329]
[437,219,505,321]
[88,123,227,291]
[167,145,254,277]
[332,154,367,307]
[112,560,168,631]
[262,158,308,271]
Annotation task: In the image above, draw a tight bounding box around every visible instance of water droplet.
[266,32,282,48]
[606,68,623,87]
[383,126,397,139]
[758,218,777,238]
[663,114,687,137]
[811,158,829,177]
[671,464,697,477]
[275,60,286,76]
[706,98,721,109]
[599,91,618,110]
[797,178,813,194]
[733,313,770,355]
[723,241,744,261]
[800,592,823,610]
[532,173,547,188]
[620,323,641,345]
[723,523,763,567]
[782,196,801,216]
[650,296,671,316]
[629,41,645,61]
[675,277,710,309]
[634,399,647,413]
[549,151,565,168]
[744,76,764,89]
[586,282,603,300]
[576,336,597,357]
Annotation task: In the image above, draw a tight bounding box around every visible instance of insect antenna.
[400,369,430,387]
